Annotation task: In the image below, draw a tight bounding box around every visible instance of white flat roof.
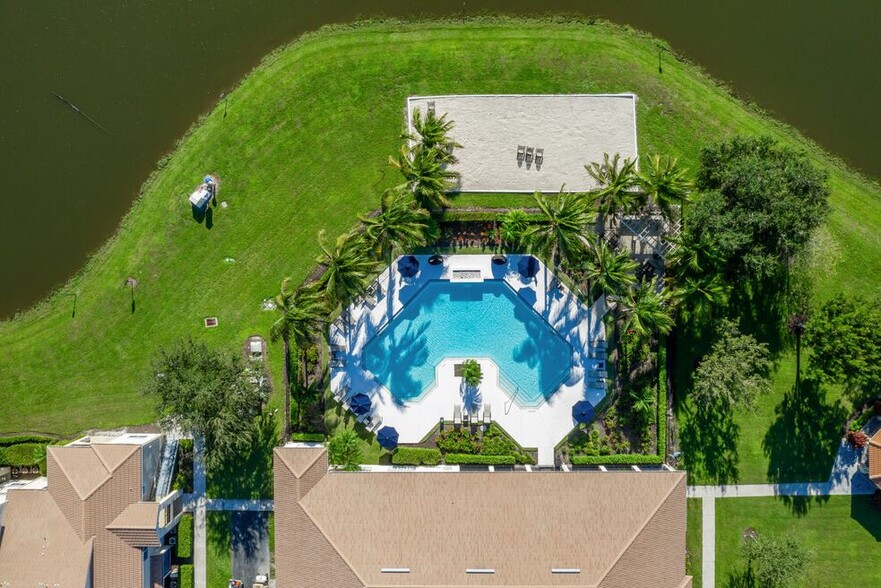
[407,94,638,193]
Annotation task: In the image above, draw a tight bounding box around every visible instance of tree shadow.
[722,567,754,588]
[763,377,844,515]
[207,411,279,499]
[726,274,795,360]
[679,400,741,485]
[851,493,881,541]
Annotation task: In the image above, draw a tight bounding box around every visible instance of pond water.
[1,1,878,317]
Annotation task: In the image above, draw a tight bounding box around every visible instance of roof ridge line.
[80,445,141,500]
[298,498,368,587]
[49,446,111,501]
[93,443,139,473]
[595,472,685,586]
[276,446,325,480]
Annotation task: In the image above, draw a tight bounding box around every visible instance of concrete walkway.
[192,436,207,588]
[688,435,876,588]
[206,498,274,512]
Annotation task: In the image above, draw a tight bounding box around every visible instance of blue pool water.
[362,280,572,406]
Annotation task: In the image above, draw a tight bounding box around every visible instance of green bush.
[436,429,479,454]
[657,338,668,460]
[514,451,536,465]
[445,453,516,465]
[392,447,442,466]
[0,435,54,447]
[179,564,194,588]
[176,514,193,559]
[291,432,326,442]
[0,443,46,466]
[570,453,663,466]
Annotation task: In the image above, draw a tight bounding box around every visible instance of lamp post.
[220,92,228,118]
[658,47,671,74]
[69,292,77,318]
[462,2,466,25]
[125,277,138,313]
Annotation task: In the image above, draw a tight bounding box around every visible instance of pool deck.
[329,254,609,466]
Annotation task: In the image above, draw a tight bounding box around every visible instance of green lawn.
[207,512,232,587]
[687,498,703,588]
[1,17,880,444]
[716,496,881,587]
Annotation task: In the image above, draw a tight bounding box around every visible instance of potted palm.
[460,359,483,387]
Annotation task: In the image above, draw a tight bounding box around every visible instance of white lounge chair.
[454,404,462,426]
[483,404,491,425]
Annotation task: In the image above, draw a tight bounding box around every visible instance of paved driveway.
[231,511,270,584]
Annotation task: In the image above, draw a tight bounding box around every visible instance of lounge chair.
[369,415,383,432]
[333,385,350,402]
[588,380,607,390]
[525,147,534,163]
[427,101,436,114]
[535,148,544,165]
[591,370,608,379]
[517,145,526,162]
[483,404,491,425]
[454,404,462,426]
[331,356,346,368]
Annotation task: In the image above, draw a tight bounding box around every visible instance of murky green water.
[1,1,878,317]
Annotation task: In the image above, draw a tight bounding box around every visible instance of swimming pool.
[361,280,572,406]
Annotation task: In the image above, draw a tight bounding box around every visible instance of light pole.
[125,277,137,313]
[462,2,466,25]
[69,292,77,318]
[658,47,671,74]
[221,92,228,118]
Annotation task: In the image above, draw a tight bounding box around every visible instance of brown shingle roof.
[274,447,690,588]
[108,501,161,530]
[0,489,93,587]
[48,444,114,500]
[869,428,881,488]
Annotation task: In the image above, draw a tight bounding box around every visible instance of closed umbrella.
[350,393,372,415]
[517,255,539,279]
[376,426,399,450]
[572,400,595,424]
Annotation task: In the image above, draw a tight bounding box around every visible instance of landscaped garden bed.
[390,422,536,466]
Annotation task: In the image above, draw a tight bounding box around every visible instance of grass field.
[687,498,703,588]
[716,496,881,586]
[1,16,880,468]
[207,512,233,587]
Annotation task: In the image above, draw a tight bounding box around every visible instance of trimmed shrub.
[0,443,46,466]
[436,429,479,454]
[392,447,442,466]
[176,514,193,559]
[0,435,54,447]
[570,454,663,466]
[657,338,668,460]
[291,432,326,442]
[179,564,194,588]
[445,453,516,465]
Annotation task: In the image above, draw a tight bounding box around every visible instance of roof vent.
[552,568,581,574]
[381,568,410,573]
[466,569,495,574]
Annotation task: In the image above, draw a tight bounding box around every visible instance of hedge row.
[176,514,193,559]
[391,447,442,466]
[570,453,663,466]
[179,564,194,588]
[0,443,46,466]
[291,432,326,443]
[445,453,516,465]
[656,337,668,462]
[0,435,53,447]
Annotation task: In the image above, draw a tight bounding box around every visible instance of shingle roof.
[0,488,93,587]
[869,428,881,488]
[274,447,690,588]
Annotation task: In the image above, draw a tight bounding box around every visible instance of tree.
[585,152,640,234]
[523,189,593,271]
[691,136,830,279]
[638,154,692,223]
[580,237,638,300]
[145,339,269,470]
[316,229,379,309]
[619,281,676,341]
[361,188,431,266]
[390,144,458,210]
[328,429,362,471]
[692,319,772,410]
[741,532,811,587]
[804,293,881,402]
[270,281,327,439]
[460,359,483,387]
[407,108,462,161]
[499,209,531,250]
[672,273,729,323]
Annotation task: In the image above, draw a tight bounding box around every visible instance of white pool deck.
[329,254,610,467]
[407,94,639,193]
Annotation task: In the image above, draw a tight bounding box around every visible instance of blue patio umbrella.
[350,393,372,415]
[572,400,595,424]
[376,426,399,450]
[517,255,539,279]
[398,255,420,278]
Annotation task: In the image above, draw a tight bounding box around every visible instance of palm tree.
[270,281,327,440]
[619,281,676,341]
[390,144,458,210]
[672,273,729,324]
[665,230,724,280]
[523,189,593,271]
[638,154,693,224]
[407,109,462,162]
[585,153,640,235]
[580,237,638,300]
[316,229,379,310]
[361,188,431,266]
